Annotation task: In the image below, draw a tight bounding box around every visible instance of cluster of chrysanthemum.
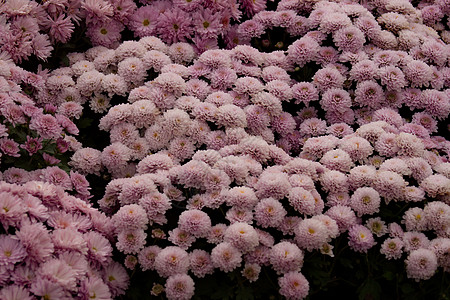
[237,0,450,127]
[98,120,450,299]
[0,180,130,300]
[50,32,450,298]
[0,0,269,64]
[0,61,94,199]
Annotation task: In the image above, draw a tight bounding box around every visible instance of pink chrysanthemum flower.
[405,248,438,281]
[79,275,112,300]
[138,245,161,271]
[189,249,214,278]
[112,204,148,232]
[178,209,211,238]
[165,274,195,300]
[128,5,158,37]
[278,271,309,300]
[254,198,287,228]
[211,242,242,272]
[116,228,147,254]
[103,261,129,297]
[270,241,304,274]
[349,187,381,217]
[224,222,259,253]
[0,235,27,267]
[295,218,330,251]
[154,246,190,278]
[287,187,316,216]
[348,225,376,253]
[287,36,320,68]
[312,67,345,93]
[380,237,404,260]
[333,25,365,53]
[156,8,193,44]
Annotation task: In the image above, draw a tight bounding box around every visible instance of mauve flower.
[156,8,193,44]
[0,138,20,158]
[270,241,304,274]
[0,235,27,267]
[29,114,62,140]
[165,274,195,300]
[348,225,376,253]
[224,222,259,253]
[380,237,404,260]
[406,248,438,281]
[79,276,111,300]
[278,271,309,300]
[211,242,242,272]
[189,249,214,278]
[103,261,129,297]
[128,5,158,37]
[177,209,211,238]
[154,246,190,278]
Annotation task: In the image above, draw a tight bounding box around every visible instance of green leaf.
[236,286,255,300]
[357,278,382,300]
[382,271,395,281]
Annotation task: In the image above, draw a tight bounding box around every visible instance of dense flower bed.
[0,0,449,299]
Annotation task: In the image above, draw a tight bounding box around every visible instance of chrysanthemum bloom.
[224,186,258,209]
[395,132,425,157]
[116,228,147,254]
[319,171,348,196]
[402,207,427,232]
[103,261,130,297]
[84,231,112,265]
[349,187,381,217]
[0,191,26,229]
[320,88,352,114]
[373,170,407,202]
[320,149,353,173]
[403,60,433,88]
[278,271,309,300]
[189,249,214,278]
[423,201,450,235]
[30,277,67,300]
[254,171,291,200]
[211,242,242,272]
[312,66,345,92]
[165,273,195,300]
[333,25,365,53]
[270,241,304,275]
[421,90,450,120]
[37,258,78,291]
[295,218,330,251]
[138,246,161,271]
[207,224,227,244]
[348,225,376,253]
[429,238,450,271]
[380,237,404,260]
[365,217,388,237]
[405,248,438,281]
[124,254,138,270]
[128,5,158,37]
[154,246,190,278]
[79,275,112,300]
[403,232,430,253]
[291,82,319,106]
[224,222,259,253]
[0,234,27,267]
[287,187,316,216]
[112,204,148,233]
[254,198,287,228]
[178,209,211,238]
[325,205,358,233]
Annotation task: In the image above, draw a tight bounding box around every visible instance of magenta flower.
[20,136,43,155]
